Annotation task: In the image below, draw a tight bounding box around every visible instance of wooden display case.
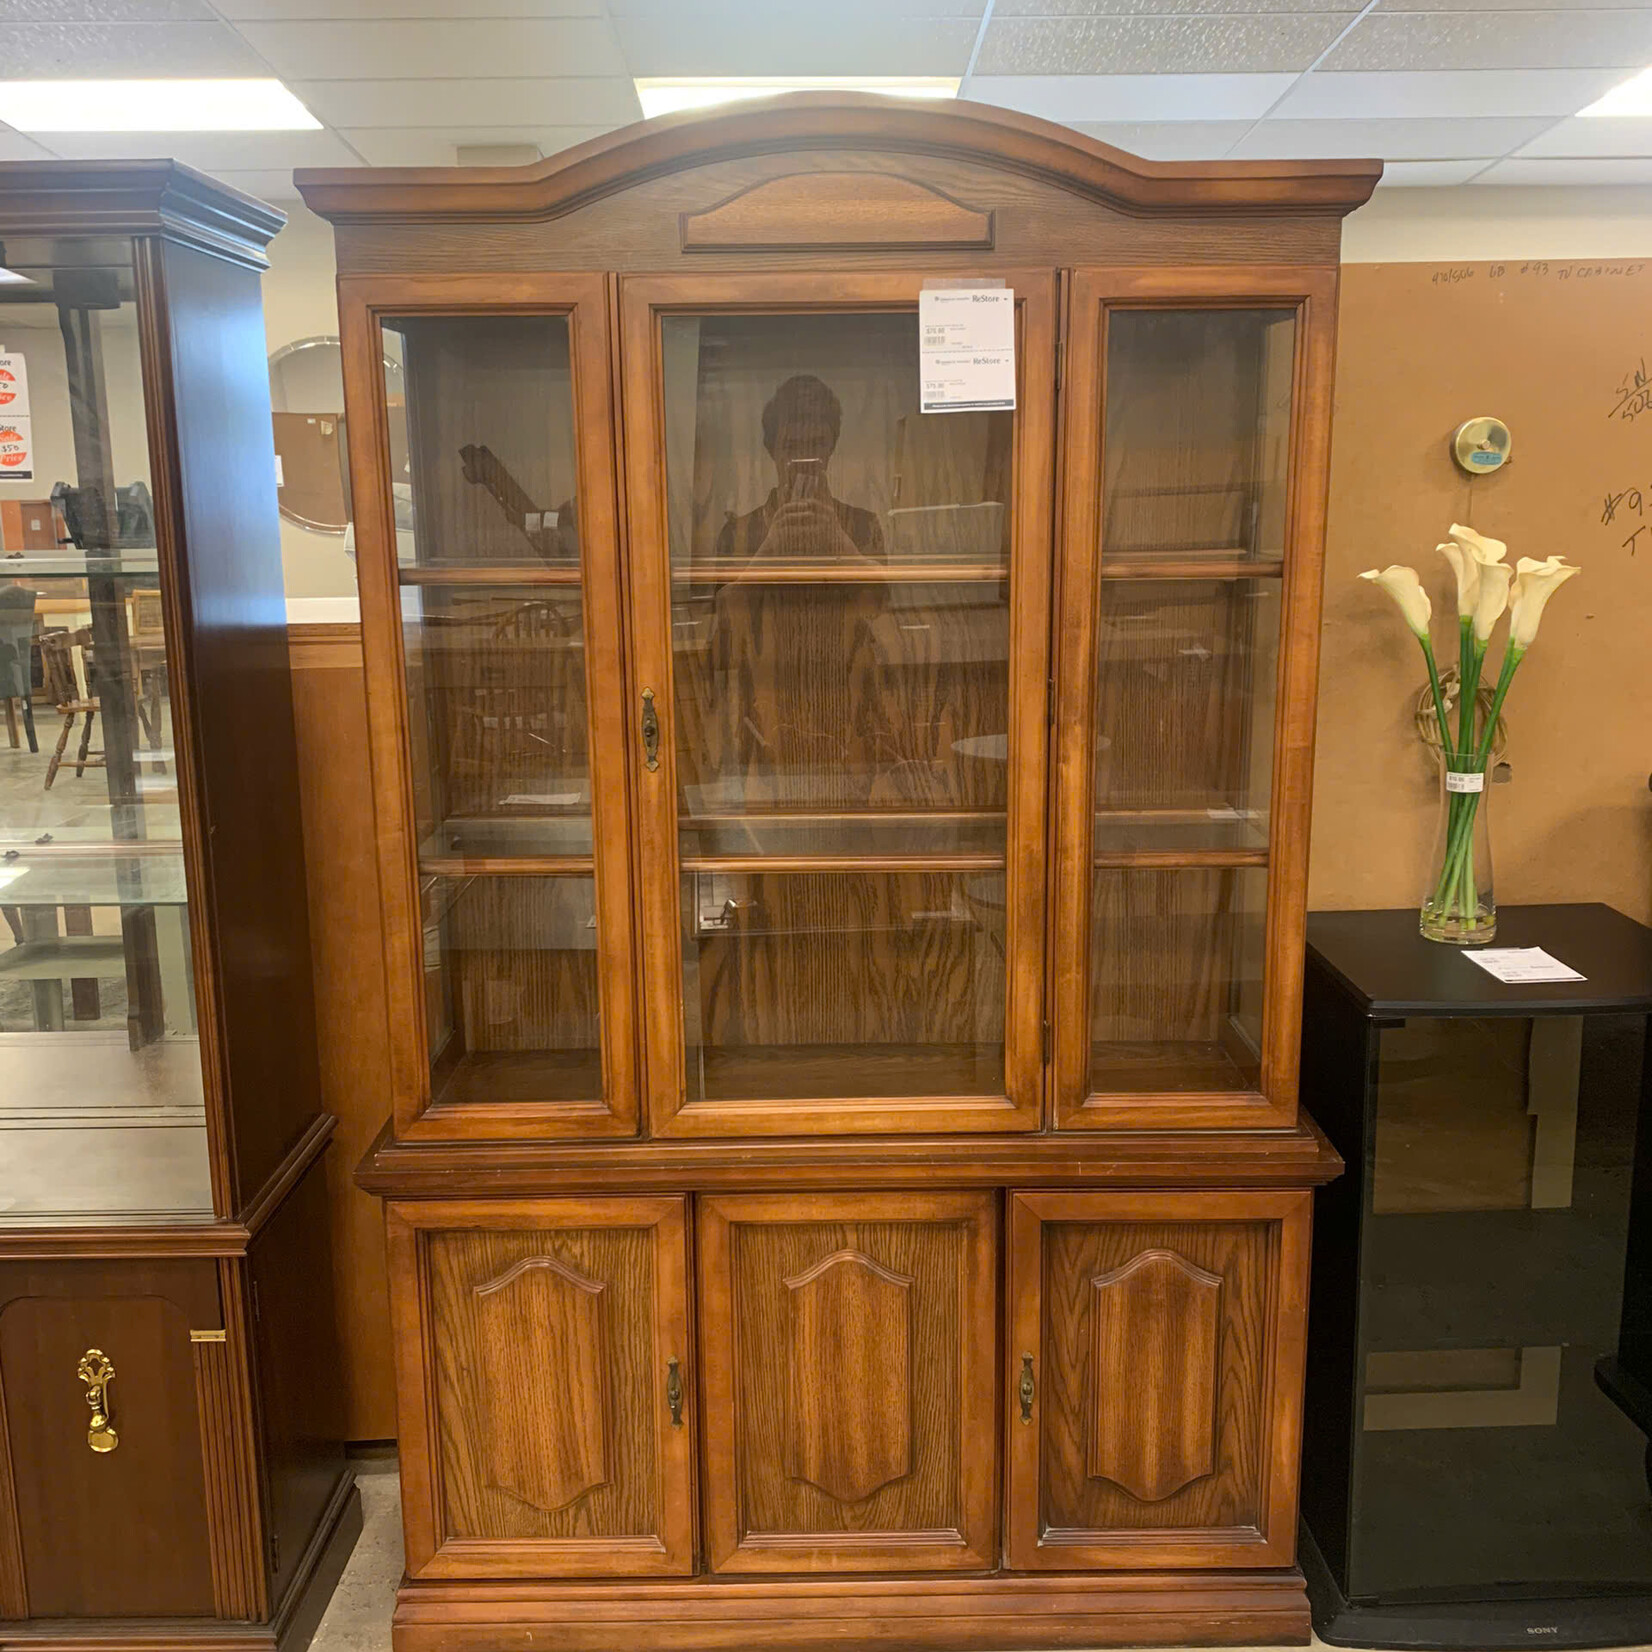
[0,162,357,1648]
[299,94,1377,1650]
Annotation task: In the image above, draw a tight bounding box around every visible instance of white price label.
[918,287,1015,414]
[1445,770,1485,793]
[1464,948,1586,984]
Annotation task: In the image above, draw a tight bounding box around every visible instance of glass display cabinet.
[0,162,355,1646]
[301,94,1379,1651]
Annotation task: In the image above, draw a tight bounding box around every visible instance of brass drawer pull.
[77,1349,118,1453]
[666,1355,684,1427]
[1019,1352,1035,1425]
[640,688,660,772]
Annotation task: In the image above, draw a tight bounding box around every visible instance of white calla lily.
[1470,561,1513,644]
[1507,555,1580,649]
[1360,565,1433,637]
[1437,523,1508,618]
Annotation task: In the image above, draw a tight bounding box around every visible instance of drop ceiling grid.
[0,1,1644,185]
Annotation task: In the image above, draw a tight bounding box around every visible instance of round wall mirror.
[269,336,404,536]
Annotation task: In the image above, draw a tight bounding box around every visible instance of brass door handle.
[640,688,660,772]
[77,1349,118,1453]
[666,1355,684,1428]
[1019,1352,1035,1425]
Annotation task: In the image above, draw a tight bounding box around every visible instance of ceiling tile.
[0,20,264,75]
[1478,154,1652,183]
[235,17,627,80]
[1377,0,1651,11]
[340,124,612,165]
[1067,118,1253,157]
[975,13,1345,74]
[1325,10,1652,72]
[1374,157,1494,183]
[1272,67,1628,118]
[611,0,983,12]
[1231,114,1553,158]
[37,127,362,168]
[292,76,643,127]
[0,1,213,18]
[1517,114,1652,156]
[996,0,1359,11]
[611,14,981,76]
[219,0,600,13]
[970,71,1297,120]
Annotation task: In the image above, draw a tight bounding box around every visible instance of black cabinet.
[1302,904,1652,1648]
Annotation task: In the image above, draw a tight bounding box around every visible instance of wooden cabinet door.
[1007,1191,1310,1570]
[1051,267,1340,1132]
[0,1260,220,1619]
[698,1192,998,1572]
[339,274,639,1143]
[386,1197,694,1578]
[620,271,1054,1139]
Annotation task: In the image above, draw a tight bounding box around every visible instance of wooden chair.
[37,626,102,789]
[126,586,167,760]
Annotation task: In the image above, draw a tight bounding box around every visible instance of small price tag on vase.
[1464,947,1586,984]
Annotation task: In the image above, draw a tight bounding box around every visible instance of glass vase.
[1420,748,1496,944]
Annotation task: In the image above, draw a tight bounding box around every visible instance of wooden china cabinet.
[0,162,355,1646]
[299,95,1378,1650]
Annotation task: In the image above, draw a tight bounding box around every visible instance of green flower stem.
[1457,614,1475,751]
[1418,632,1451,753]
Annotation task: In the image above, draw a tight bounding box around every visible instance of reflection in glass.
[662,312,1014,860]
[385,314,579,568]
[0,241,208,1221]
[1093,578,1279,852]
[423,873,601,1107]
[1089,867,1265,1095]
[403,586,591,861]
[1104,309,1295,561]
[681,870,1006,1102]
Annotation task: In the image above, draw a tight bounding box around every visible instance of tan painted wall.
[1313,258,1652,925]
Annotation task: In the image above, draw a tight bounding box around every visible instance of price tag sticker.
[919,287,1015,414]
[1445,770,1485,793]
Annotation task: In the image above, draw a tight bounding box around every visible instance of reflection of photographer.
[715,374,883,562]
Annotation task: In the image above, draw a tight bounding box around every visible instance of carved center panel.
[472,1255,609,1513]
[783,1249,914,1503]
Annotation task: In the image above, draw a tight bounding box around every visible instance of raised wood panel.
[681,171,994,253]
[1007,1191,1310,1571]
[192,1329,266,1619]
[471,1257,609,1512]
[783,1251,914,1504]
[289,624,397,1442]
[387,1197,693,1579]
[698,1192,997,1573]
[1087,1250,1222,1502]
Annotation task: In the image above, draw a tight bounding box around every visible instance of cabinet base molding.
[0,1476,361,1652]
[390,1569,1312,1652]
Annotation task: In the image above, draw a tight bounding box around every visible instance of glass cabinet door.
[1051,268,1336,1130]
[622,273,1054,1136]
[0,235,210,1221]
[346,277,637,1138]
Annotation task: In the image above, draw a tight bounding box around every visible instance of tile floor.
[307,1459,1353,1652]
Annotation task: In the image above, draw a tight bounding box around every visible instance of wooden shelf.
[1099,555,1284,581]
[672,559,1010,585]
[1088,1039,1259,1096]
[689,1041,1006,1104]
[430,1047,603,1108]
[398,563,583,586]
[419,854,593,877]
[1092,847,1268,870]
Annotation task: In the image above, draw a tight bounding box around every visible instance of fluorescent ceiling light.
[0,79,321,133]
[0,268,32,285]
[1578,64,1652,117]
[635,78,959,119]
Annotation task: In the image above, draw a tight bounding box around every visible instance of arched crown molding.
[295,91,1381,226]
